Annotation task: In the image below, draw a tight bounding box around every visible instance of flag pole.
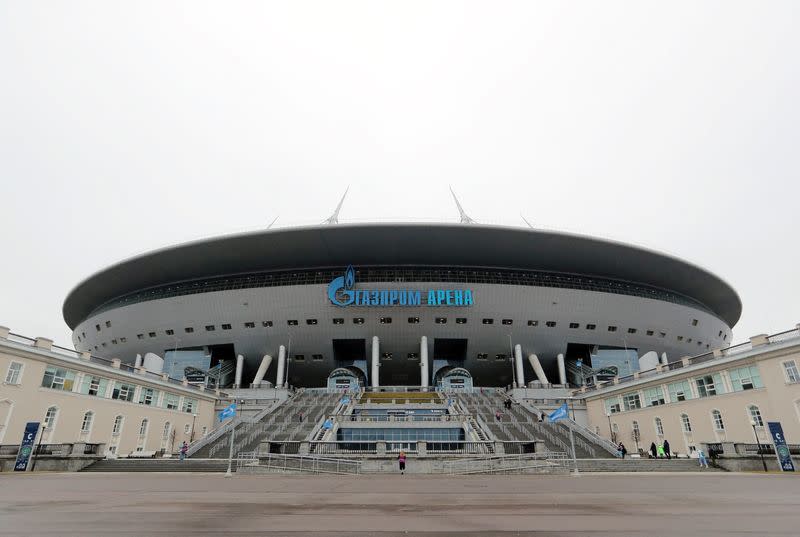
[225,422,235,477]
[569,423,580,477]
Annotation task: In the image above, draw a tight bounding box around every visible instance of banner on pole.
[14,422,41,472]
[767,421,795,472]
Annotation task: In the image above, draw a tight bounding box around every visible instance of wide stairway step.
[575,458,721,472]
[81,459,231,473]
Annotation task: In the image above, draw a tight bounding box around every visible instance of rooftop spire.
[449,186,476,224]
[521,215,534,229]
[323,186,349,225]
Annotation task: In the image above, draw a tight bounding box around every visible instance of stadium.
[62,218,741,392]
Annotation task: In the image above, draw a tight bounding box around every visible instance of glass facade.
[164,349,211,381]
[337,428,464,442]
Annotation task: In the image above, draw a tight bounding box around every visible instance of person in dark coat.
[650,442,658,459]
[617,442,628,458]
[663,439,671,459]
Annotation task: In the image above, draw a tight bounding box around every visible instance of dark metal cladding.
[62,223,742,329]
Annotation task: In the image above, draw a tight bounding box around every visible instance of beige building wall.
[0,333,216,456]
[583,334,800,455]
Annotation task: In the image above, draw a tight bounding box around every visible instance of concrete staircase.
[82,458,231,473]
[576,458,720,472]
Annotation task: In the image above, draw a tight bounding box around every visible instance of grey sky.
[1,2,798,348]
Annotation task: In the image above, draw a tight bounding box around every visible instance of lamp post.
[606,412,615,443]
[750,420,768,472]
[190,414,197,443]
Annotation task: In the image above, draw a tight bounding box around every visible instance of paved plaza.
[0,472,798,536]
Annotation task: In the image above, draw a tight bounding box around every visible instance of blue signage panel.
[328,266,474,307]
[767,421,795,472]
[14,422,41,472]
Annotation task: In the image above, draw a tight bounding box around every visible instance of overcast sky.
[1,2,798,349]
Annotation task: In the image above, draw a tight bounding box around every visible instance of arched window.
[748,405,764,427]
[711,410,725,431]
[139,418,149,437]
[112,415,124,435]
[681,413,692,433]
[43,406,58,430]
[654,417,664,436]
[80,411,94,434]
[162,422,171,440]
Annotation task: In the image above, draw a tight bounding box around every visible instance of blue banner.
[218,402,237,421]
[767,421,795,472]
[547,403,569,422]
[14,422,40,472]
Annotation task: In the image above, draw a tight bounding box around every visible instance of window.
[162,393,180,410]
[728,366,763,391]
[586,323,596,330]
[783,361,800,384]
[687,338,692,343]
[293,355,305,361]
[435,317,447,324]
[111,382,136,402]
[545,321,556,328]
[80,411,94,434]
[112,415,124,435]
[162,422,172,440]
[306,319,317,325]
[138,387,159,406]
[184,423,191,434]
[262,321,273,327]
[482,318,494,325]
[333,318,344,325]
[646,330,654,336]
[659,332,666,338]
[96,324,101,331]
[381,352,392,360]
[111,339,117,345]
[205,325,215,332]
[379,317,392,324]
[407,353,419,361]
[41,366,76,391]
[692,319,698,326]
[44,406,58,430]
[495,354,507,361]
[748,405,764,427]
[222,324,232,330]
[712,410,725,431]
[605,397,621,414]
[139,418,149,437]
[148,332,156,338]
[165,329,174,336]
[667,380,691,402]
[353,318,364,325]
[407,317,419,324]
[185,327,194,333]
[79,375,108,397]
[569,323,579,329]
[695,374,724,397]
[456,318,467,324]
[632,420,640,437]
[608,326,617,332]
[644,386,665,406]
[654,417,664,436]
[527,320,539,327]
[681,414,692,433]
[627,328,637,334]
[287,320,298,326]
[622,392,641,411]
[476,353,488,360]
[502,319,513,325]
[244,322,255,328]
[312,354,324,361]
[182,398,197,413]
[137,334,144,340]
[5,362,23,384]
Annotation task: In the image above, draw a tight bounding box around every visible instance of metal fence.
[237,451,362,474]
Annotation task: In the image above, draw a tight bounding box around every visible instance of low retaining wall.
[0,455,103,472]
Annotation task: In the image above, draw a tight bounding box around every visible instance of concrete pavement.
[0,472,797,536]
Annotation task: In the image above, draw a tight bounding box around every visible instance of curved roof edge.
[63,222,742,329]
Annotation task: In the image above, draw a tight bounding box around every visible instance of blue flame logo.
[328,265,356,306]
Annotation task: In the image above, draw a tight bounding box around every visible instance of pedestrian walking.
[657,443,666,458]
[697,449,709,469]
[495,410,502,422]
[179,441,188,461]
[663,440,671,459]
[617,442,627,459]
[298,411,304,423]
[650,442,658,459]
[398,450,407,475]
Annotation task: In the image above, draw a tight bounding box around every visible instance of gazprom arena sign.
[328,266,474,307]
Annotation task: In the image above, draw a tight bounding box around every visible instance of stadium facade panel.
[63,224,740,387]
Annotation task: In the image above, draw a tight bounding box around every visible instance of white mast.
[449,186,476,224]
[323,186,349,225]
